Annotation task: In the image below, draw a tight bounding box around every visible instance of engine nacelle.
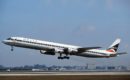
[63,48,78,55]
[40,50,55,55]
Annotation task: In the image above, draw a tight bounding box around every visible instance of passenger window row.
[10,38,66,49]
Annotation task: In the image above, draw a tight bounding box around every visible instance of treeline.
[0,64,47,70]
[0,64,81,71]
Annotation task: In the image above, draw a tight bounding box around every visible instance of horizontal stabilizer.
[78,47,101,53]
[117,52,127,55]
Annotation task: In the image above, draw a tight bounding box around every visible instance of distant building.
[107,66,116,71]
[96,66,106,70]
[87,64,96,70]
[116,66,127,71]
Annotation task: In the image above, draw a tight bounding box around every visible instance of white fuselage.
[2,37,116,58]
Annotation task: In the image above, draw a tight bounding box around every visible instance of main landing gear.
[57,56,70,59]
[57,53,70,60]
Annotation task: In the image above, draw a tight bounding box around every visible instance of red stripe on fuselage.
[106,49,115,52]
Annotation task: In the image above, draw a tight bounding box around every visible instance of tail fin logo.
[107,49,115,52]
[106,39,120,53]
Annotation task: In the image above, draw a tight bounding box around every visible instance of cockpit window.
[7,38,11,40]
[7,38,13,40]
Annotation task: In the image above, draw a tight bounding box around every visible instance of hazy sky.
[0,0,130,67]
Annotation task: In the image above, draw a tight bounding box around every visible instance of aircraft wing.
[78,47,101,53]
[117,52,127,55]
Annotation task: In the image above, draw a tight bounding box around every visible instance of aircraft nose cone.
[2,40,7,44]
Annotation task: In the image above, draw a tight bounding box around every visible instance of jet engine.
[40,50,55,55]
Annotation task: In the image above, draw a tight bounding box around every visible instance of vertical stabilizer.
[107,39,121,52]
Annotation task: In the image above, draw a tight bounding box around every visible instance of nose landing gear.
[11,46,14,51]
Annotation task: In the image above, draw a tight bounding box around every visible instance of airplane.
[2,37,127,59]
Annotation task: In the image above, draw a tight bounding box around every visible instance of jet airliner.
[2,37,127,59]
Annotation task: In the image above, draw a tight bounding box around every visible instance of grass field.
[0,75,130,80]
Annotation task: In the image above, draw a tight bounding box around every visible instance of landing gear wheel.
[58,57,63,60]
[64,53,69,59]
[64,56,70,59]
[58,53,63,59]
[66,56,70,59]
[58,53,70,59]
[58,56,60,59]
